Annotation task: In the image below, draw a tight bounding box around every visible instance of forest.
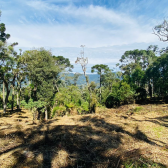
[0,12,168,168]
[1,18,168,119]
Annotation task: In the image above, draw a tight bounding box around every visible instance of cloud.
[5,2,159,49]
[2,0,168,73]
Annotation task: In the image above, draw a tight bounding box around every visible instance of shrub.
[52,105,66,117]
[136,87,147,103]
[105,94,120,108]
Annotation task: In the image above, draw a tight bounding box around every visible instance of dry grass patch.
[0,104,168,167]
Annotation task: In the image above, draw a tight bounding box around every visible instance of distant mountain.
[66,72,119,86]
[66,73,100,86]
[79,74,100,85]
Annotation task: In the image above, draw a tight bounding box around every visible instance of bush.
[105,94,120,108]
[52,105,66,117]
[90,93,98,113]
[53,86,91,117]
[7,95,17,109]
[136,87,147,103]
[20,100,28,109]
[105,82,135,108]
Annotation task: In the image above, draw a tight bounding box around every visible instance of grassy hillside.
[0,104,168,168]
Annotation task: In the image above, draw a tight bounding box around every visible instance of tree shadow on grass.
[130,115,168,128]
[0,116,167,168]
[151,115,168,127]
[0,109,26,118]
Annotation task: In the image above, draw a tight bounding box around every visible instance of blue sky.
[0,0,168,73]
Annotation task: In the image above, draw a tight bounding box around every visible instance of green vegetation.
[124,158,166,168]
[1,13,168,121]
[1,8,168,168]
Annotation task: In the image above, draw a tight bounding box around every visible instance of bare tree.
[153,20,168,42]
[75,45,89,85]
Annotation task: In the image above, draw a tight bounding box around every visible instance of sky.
[0,0,168,73]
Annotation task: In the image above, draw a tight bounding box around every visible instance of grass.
[124,157,165,168]
[153,126,164,138]
[0,104,168,168]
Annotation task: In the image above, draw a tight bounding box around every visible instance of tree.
[53,55,73,71]
[118,49,156,76]
[75,45,89,85]
[101,69,116,92]
[73,73,82,86]
[0,23,10,42]
[145,53,168,98]
[153,20,168,42]
[117,49,157,98]
[105,81,135,108]
[0,42,18,113]
[91,64,110,102]
[21,48,61,120]
[131,66,145,88]
[52,55,73,92]
[15,51,27,109]
[0,13,18,113]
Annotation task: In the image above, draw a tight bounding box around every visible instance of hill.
[68,73,100,86]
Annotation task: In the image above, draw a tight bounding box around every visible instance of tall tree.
[118,49,156,76]
[101,69,116,92]
[21,48,62,120]
[75,45,89,85]
[0,41,18,113]
[0,13,18,113]
[91,64,110,102]
[145,53,168,97]
[52,55,73,92]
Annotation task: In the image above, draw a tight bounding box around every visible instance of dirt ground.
[0,104,168,168]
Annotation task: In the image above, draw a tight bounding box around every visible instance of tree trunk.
[100,87,102,103]
[45,107,48,120]
[17,82,21,109]
[19,88,21,109]
[99,74,101,103]
[3,81,5,113]
[3,85,10,114]
[55,83,59,92]
[12,86,14,111]
[17,81,19,109]
[3,103,7,114]
[84,74,89,86]
[17,90,19,109]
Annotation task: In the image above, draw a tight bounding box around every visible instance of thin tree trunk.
[19,88,21,109]
[84,73,89,86]
[100,87,102,103]
[17,82,19,109]
[99,74,101,103]
[55,83,59,92]
[17,82,21,109]
[17,91,19,109]
[3,86,10,114]
[45,107,48,120]
[12,86,14,111]
[3,103,7,114]
[3,81,5,113]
